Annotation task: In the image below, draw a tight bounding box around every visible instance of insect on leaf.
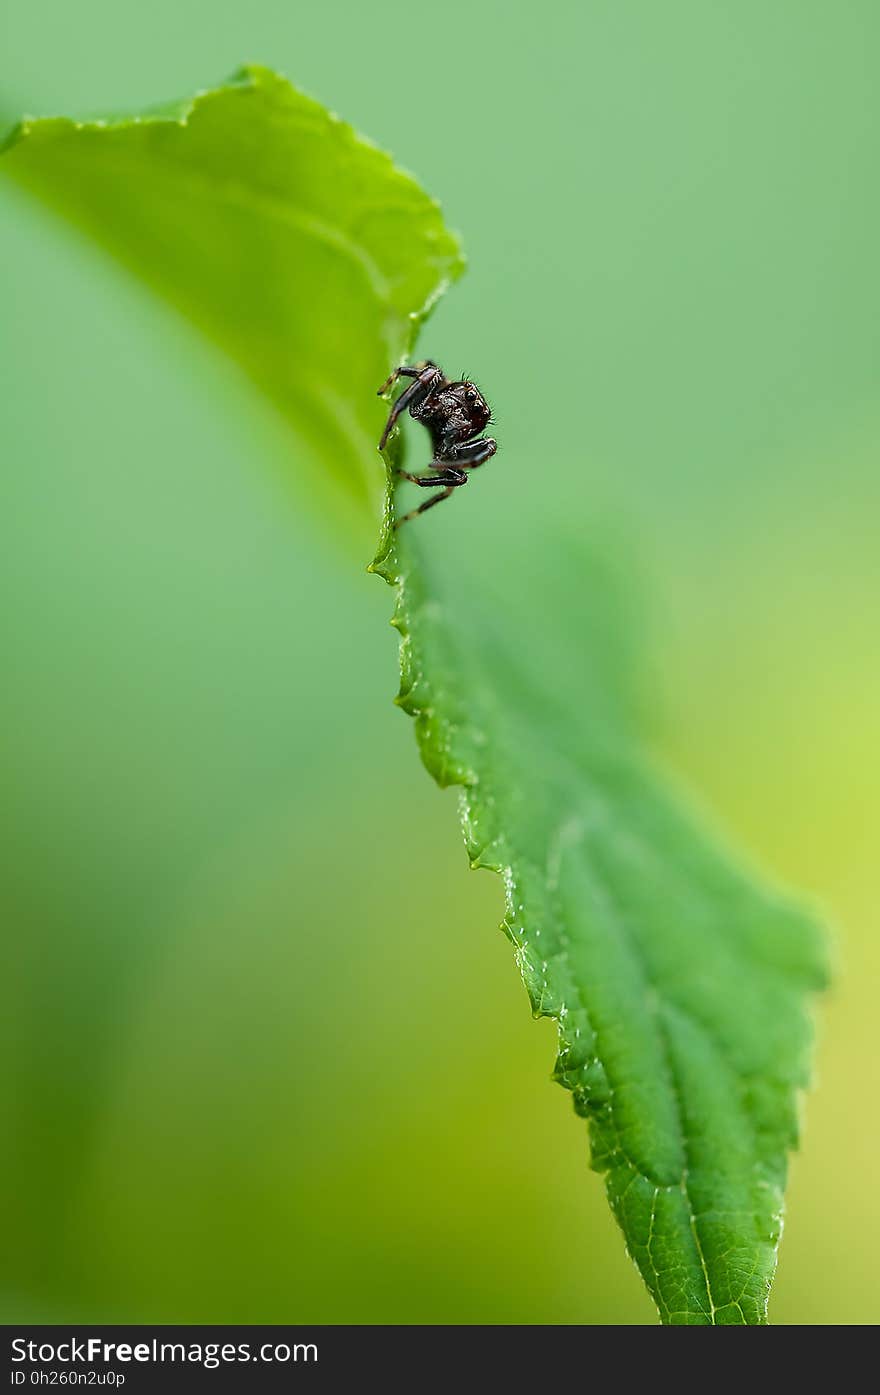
[1,67,829,1324]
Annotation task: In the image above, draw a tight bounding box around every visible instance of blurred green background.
[2,1,877,1324]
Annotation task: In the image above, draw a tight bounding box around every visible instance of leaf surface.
[1,69,828,1323]
[373,516,828,1323]
[1,65,463,509]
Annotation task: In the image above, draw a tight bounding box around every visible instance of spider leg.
[441,436,497,469]
[376,360,437,397]
[378,364,443,450]
[376,366,418,397]
[395,467,467,487]
[395,486,455,528]
[394,468,467,528]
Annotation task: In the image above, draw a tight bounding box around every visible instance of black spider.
[377,360,497,527]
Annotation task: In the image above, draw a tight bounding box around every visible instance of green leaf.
[373,519,829,1323]
[0,64,463,515]
[2,68,828,1324]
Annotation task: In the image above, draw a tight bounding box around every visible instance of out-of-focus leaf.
[1,64,463,510]
[2,69,828,1323]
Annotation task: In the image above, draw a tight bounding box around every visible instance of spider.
[377,360,497,526]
